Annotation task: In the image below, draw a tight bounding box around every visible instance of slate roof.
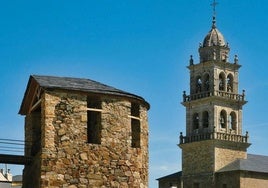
[156,171,182,181]
[217,154,268,173]
[19,75,149,115]
[33,75,146,98]
[157,154,268,182]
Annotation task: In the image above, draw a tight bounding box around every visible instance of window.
[131,102,140,148]
[219,73,225,91]
[31,112,41,156]
[131,119,140,148]
[220,110,227,129]
[204,74,210,91]
[203,111,209,128]
[227,74,233,92]
[196,76,202,93]
[87,97,102,144]
[193,113,199,130]
[229,112,237,130]
[222,184,227,188]
[131,102,140,117]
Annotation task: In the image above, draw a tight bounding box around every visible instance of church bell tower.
[179,3,251,188]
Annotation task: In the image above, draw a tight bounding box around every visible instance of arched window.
[193,113,199,130]
[220,110,227,129]
[203,74,210,91]
[227,74,234,92]
[196,76,202,93]
[228,112,237,130]
[219,73,225,91]
[202,111,209,128]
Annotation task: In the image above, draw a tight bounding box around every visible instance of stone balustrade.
[179,131,249,144]
[183,90,245,102]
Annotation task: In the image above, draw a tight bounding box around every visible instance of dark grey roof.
[32,75,144,100]
[217,154,268,173]
[19,75,149,115]
[156,171,182,180]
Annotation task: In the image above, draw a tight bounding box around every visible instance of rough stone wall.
[24,90,149,188]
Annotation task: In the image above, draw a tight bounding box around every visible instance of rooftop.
[19,75,150,115]
[218,154,268,173]
[202,17,226,47]
[156,171,182,181]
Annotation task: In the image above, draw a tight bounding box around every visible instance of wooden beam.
[128,115,141,121]
[86,108,103,112]
[0,154,32,165]
[29,99,41,113]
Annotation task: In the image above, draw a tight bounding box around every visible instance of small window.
[227,74,233,92]
[31,112,41,156]
[222,184,227,188]
[131,119,140,148]
[219,73,225,91]
[220,110,227,129]
[193,113,199,130]
[131,102,140,148]
[203,111,209,128]
[229,112,237,130]
[87,97,102,144]
[196,76,202,93]
[131,102,140,117]
[204,74,210,91]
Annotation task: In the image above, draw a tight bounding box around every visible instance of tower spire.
[211,0,218,28]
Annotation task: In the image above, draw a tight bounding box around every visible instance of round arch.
[219,72,226,91]
[227,74,234,92]
[220,110,227,129]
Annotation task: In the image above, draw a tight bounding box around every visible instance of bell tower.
[179,2,250,188]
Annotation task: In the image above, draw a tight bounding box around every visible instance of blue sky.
[0,0,268,187]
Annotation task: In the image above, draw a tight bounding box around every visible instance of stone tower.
[179,15,251,188]
[19,75,150,188]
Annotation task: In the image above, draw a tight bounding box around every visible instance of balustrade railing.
[183,90,245,102]
[179,131,249,144]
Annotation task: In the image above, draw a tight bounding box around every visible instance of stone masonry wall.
[215,171,240,188]
[24,90,149,188]
[180,140,248,188]
[214,142,247,171]
[240,171,268,188]
[181,140,214,176]
[216,171,268,188]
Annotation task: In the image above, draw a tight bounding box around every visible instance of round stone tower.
[19,75,150,188]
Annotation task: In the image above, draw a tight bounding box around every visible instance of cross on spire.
[210,0,218,28]
[211,0,218,17]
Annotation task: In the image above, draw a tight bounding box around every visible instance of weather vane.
[211,0,218,17]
